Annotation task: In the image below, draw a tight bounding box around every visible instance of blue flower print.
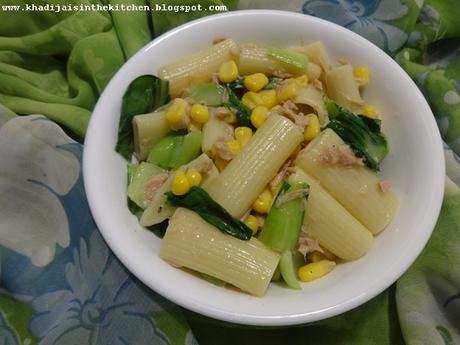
[0,115,79,267]
[30,230,172,345]
[303,0,409,52]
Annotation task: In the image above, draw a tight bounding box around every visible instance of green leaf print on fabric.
[396,178,460,345]
[0,294,37,345]
[407,0,460,50]
[153,309,195,345]
[436,325,454,345]
[396,46,460,152]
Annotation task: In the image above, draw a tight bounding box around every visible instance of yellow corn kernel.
[219,60,238,83]
[307,251,327,263]
[252,188,272,214]
[234,126,253,147]
[244,214,259,235]
[277,83,298,102]
[258,89,278,109]
[250,106,268,129]
[185,169,202,187]
[171,171,190,196]
[287,75,309,88]
[165,98,188,126]
[244,73,269,92]
[303,113,321,141]
[214,156,228,172]
[298,260,336,282]
[363,105,377,118]
[225,112,237,124]
[190,104,209,124]
[353,66,370,86]
[227,139,241,154]
[295,74,309,88]
[242,91,263,109]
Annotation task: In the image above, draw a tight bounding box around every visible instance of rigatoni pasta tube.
[306,63,322,80]
[158,39,238,97]
[238,46,321,80]
[133,110,169,160]
[294,84,328,126]
[290,168,373,261]
[326,65,363,111]
[294,41,331,69]
[204,114,303,218]
[239,46,289,76]
[296,129,398,234]
[160,208,280,297]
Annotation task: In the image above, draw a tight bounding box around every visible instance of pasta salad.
[115,39,398,296]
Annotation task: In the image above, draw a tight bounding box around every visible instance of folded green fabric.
[0,0,234,137]
[397,178,460,345]
[396,45,460,153]
[0,2,143,137]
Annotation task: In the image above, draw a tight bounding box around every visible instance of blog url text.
[1,3,228,13]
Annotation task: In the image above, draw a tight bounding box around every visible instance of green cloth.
[0,0,236,137]
[397,178,460,345]
[0,1,459,344]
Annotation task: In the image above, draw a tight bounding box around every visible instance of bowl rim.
[83,9,446,326]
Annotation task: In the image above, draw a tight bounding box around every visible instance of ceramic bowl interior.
[83,10,445,326]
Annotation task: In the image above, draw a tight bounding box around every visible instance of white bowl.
[83,10,445,326]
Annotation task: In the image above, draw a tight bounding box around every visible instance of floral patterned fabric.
[302,0,412,53]
[0,113,197,345]
[0,1,459,344]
